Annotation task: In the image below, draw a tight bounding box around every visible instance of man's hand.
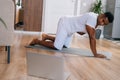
[94,54,106,58]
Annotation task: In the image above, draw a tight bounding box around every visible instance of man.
[30,12,114,58]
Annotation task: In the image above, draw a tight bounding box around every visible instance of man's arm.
[86,25,106,58]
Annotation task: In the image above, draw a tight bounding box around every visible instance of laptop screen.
[26,52,65,80]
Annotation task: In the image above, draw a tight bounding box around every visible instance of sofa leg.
[6,46,10,64]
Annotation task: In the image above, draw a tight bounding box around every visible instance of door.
[22,0,43,31]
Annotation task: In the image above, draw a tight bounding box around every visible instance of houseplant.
[91,0,103,14]
[0,17,7,29]
[16,0,21,6]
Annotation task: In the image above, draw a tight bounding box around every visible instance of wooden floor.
[0,31,120,80]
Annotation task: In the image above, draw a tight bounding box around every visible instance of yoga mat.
[25,45,112,59]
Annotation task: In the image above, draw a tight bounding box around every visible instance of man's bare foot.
[29,38,40,45]
[42,33,48,41]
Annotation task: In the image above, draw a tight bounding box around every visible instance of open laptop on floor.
[26,52,69,80]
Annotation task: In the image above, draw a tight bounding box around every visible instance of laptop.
[26,52,68,80]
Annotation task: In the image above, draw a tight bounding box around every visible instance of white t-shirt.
[54,12,98,50]
[63,12,98,36]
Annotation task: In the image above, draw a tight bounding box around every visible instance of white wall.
[42,0,76,34]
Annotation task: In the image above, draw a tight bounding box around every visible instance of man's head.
[97,12,114,26]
